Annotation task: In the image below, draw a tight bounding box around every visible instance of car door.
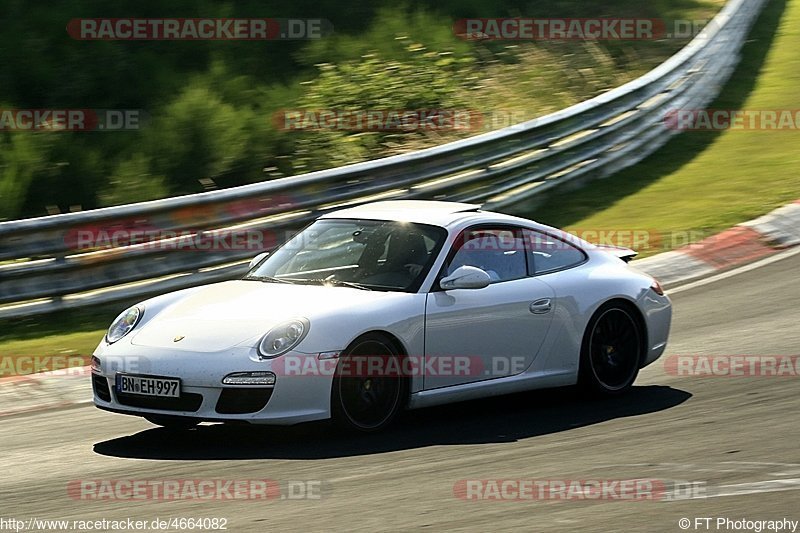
[423,226,555,390]
[521,227,591,375]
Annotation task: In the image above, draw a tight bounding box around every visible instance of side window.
[523,229,586,275]
[446,228,527,283]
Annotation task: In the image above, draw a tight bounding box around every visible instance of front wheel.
[579,302,643,396]
[331,333,407,433]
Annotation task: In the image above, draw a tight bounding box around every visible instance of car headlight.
[106,306,143,344]
[258,318,310,358]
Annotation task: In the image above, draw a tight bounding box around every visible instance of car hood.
[130,280,400,352]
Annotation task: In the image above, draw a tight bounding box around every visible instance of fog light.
[91,356,102,373]
[222,371,276,386]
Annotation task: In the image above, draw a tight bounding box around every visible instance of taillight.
[650,279,665,296]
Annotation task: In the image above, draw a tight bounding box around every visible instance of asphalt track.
[1,252,799,532]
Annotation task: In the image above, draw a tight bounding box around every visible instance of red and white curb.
[740,200,800,247]
[2,199,799,418]
[632,199,800,286]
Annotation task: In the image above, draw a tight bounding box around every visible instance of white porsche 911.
[92,200,671,432]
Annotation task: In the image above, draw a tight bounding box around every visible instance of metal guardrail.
[0,0,766,318]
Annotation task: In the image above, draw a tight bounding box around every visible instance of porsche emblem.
[173,335,185,343]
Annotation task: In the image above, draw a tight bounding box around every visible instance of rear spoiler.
[594,245,638,263]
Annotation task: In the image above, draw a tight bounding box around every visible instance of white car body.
[92,201,672,427]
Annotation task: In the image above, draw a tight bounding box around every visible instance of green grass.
[0,304,122,368]
[0,331,101,374]
[0,332,102,358]
[508,0,798,257]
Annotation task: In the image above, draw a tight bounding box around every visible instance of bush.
[0,133,50,220]
[0,1,720,219]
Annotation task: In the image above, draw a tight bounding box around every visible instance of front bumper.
[91,348,334,425]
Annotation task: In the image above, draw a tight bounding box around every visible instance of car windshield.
[245,219,448,292]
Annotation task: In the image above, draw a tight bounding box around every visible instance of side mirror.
[440,265,491,290]
[248,252,269,270]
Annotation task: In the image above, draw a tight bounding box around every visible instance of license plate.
[115,374,181,398]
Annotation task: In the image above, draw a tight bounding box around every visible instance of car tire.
[578,301,643,396]
[144,415,200,430]
[331,333,408,433]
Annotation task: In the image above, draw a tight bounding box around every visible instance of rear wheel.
[144,415,200,430]
[331,333,407,433]
[579,302,643,395]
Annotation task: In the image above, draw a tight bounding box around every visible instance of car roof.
[318,200,601,253]
[320,200,486,227]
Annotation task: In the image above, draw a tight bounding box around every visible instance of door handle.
[529,298,552,314]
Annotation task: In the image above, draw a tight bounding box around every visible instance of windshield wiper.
[327,279,373,291]
[290,278,373,291]
[243,275,295,284]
